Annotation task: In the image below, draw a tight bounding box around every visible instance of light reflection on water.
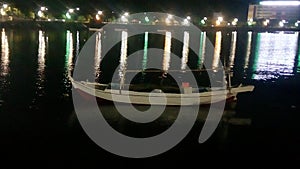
[198,31,206,69]
[65,30,74,71]
[37,30,46,78]
[1,28,9,76]
[212,31,222,69]
[142,32,149,71]
[181,31,189,71]
[297,38,300,73]
[163,31,172,72]
[229,31,237,68]
[244,31,252,70]
[252,32,299,80]
[94,29,300,83]
[119,31,128,86]
[63,30,80,93]
[95,32,102,77]
[34,30,47,99]
[1,29,299,101]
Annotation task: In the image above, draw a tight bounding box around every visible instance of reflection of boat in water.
[70,74,254,106]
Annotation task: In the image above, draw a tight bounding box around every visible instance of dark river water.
[0,27,300,167]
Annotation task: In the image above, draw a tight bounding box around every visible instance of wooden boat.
[70,76,254,106]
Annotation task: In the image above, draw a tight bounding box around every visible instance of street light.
[40,6,48,11]
[97,10,103,15]
[200,19,206,25]
[66,12,71,19]
[232,18,238,26]
[1,8,6,16]
[216,17,223,26]
[68,9,74,13]
[3,4,8,9]
[183,18,190,25]
[37,10,43,17]
[121,15,128,22]
[217,16,223,22]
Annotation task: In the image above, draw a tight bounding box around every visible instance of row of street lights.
[2,4,298,28]
[260,19,300,27]
[0,3,9,16]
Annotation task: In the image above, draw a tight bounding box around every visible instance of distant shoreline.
[1,20,299,32]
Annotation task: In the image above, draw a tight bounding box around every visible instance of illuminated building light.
[186,16,191,20]
[279,21,284,27]
[260,1,300,6]
[263,20,269,26]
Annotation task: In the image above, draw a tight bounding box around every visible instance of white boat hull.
[71,79,254,106]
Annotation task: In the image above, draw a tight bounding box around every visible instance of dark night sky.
[6,0,259,20]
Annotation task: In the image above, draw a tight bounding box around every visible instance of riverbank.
[0,20,89,31]
[1,20,300,32]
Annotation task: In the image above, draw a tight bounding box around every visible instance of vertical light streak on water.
[142,32,148,71]
[198,31,206,69]
[95,32,102,76]
[252,32,298,80]
[34,30,48,99]
[163,31,172,72]
[228,31,237,68]
[76,31,80,58]
[244,31,253,69]
[65,30,73,72]
[1,29,9,76]
[252,33,261,78]
[38,30,46,75]
[212,31,222,70]
[119,31,128,86]
[297,32,300,73]
[181,31,190,71]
